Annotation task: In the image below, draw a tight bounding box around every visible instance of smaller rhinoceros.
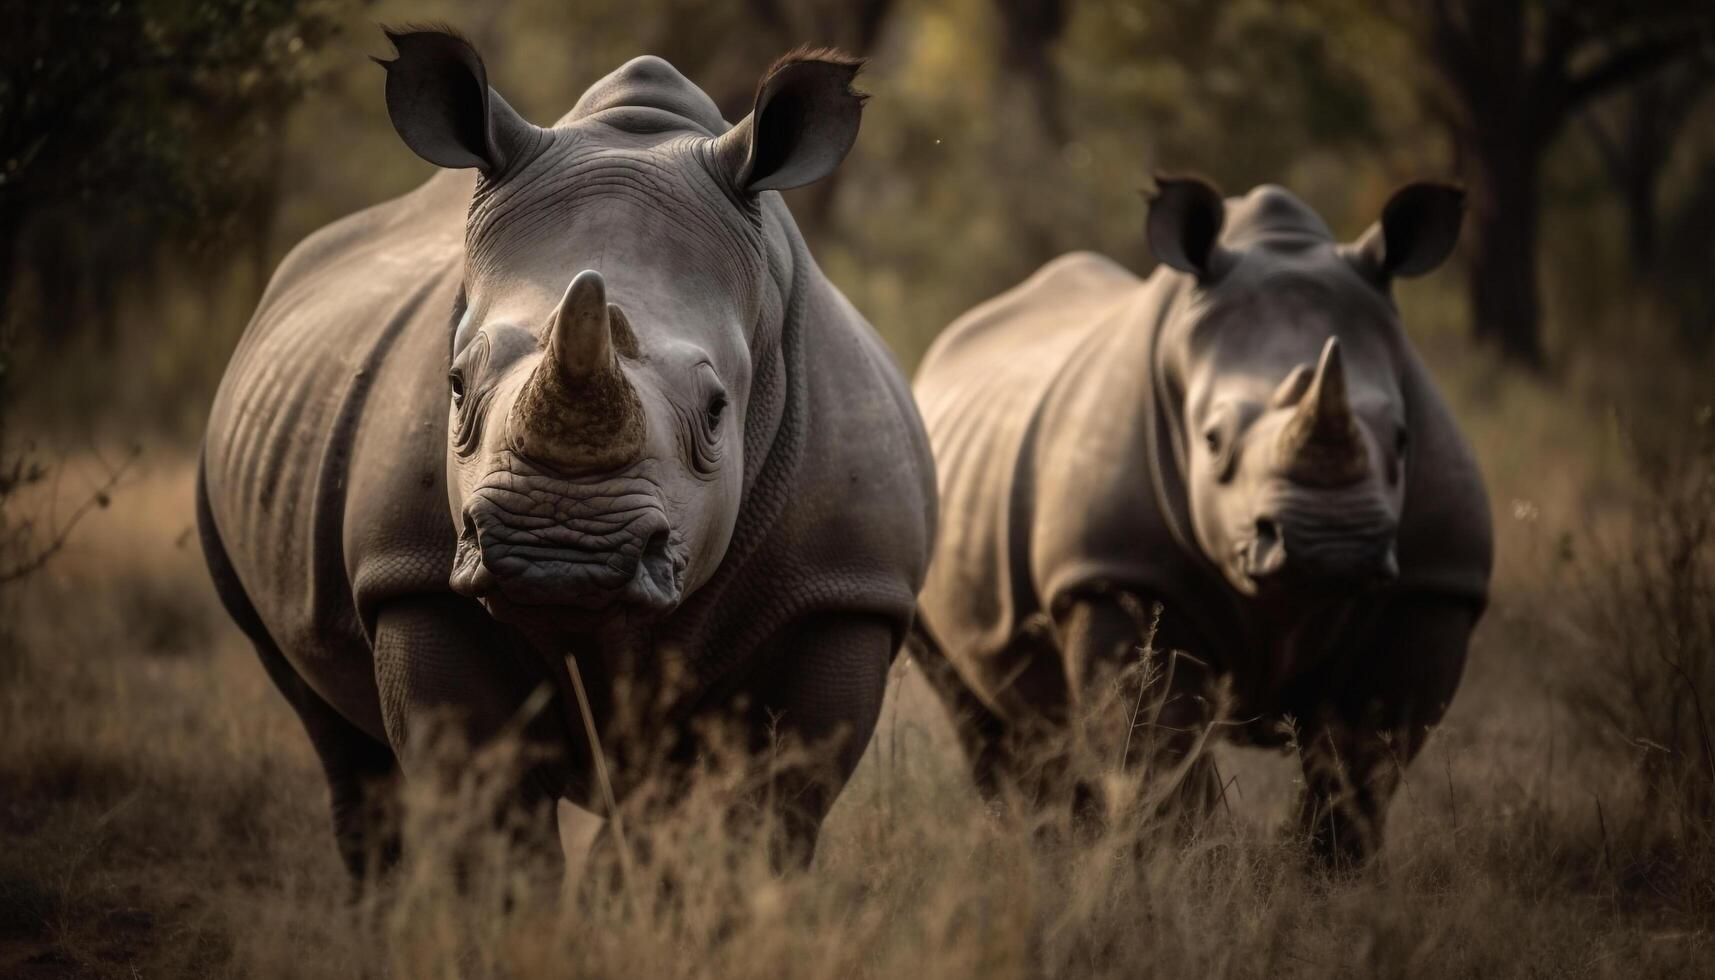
[198,28,934,877]
[910,178,1491,864]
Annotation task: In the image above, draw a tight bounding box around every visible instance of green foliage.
[0,0,340,244]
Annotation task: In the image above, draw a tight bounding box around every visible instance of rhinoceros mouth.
[449,474,686,619]
[1228,488,1399,595]
[1231,525,1398,595]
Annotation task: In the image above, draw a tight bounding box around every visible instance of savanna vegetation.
[3,0,1714,977]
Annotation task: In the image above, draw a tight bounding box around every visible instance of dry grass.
[1568,420,1715,846]
[3,353,1714,978]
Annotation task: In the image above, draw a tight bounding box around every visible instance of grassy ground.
[2,340,1712,978]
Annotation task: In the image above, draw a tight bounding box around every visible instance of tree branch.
[1579,109,1625,181]
[1562,35,1703,113]
[1422,0,1484,98]
[1526,3,1587,125]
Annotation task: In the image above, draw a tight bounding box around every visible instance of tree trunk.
[0,201,20,482]
[1614,71,1708,273]
[1464,130,1546,368]
[993,0,1070,144]
[0,204,18,337]
[1621,156,1658,271]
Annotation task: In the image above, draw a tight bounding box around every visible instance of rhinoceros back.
[201,171,470,732]
[913,252,1207,704]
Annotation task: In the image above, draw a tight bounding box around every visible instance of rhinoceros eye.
[1389,427,1410,484]
[449,332,493,459]
[684,365,727,478]
[1201,409,1243,482]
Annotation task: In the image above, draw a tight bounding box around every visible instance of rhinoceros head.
[376,28,864,625]
[1146,177,1464,598]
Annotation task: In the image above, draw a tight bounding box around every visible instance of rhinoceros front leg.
[197,476,400,884]
[742,613,893,870]
[1055,590,1219,833]
[1293,593,1476,868]
[906,622,1020,809]
[1293,718,1402,870]
[372,595,571,873]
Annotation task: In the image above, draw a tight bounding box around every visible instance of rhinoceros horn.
[1277,337,1368,487]
[552,270,618,380]
[509,270,646,472]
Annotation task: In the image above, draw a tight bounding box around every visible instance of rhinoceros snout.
[449,478,685,618]
[1242,509,1399,589]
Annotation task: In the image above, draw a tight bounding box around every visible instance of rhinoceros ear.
[375,26,539,175]
[714,47,867,194]
[1147,174,1227,280]
[1349,182,1464,279]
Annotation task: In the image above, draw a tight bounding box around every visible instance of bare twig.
[1443,741,1460,829]
[1210,758,1236,824]
[1593,792,1615,882]
[0,447,138,584]
[564,654,638,911]
[1118,601,1164,772]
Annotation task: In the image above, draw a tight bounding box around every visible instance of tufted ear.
[1349,182,1464,279]
[1147,174,1227,280]
[713,47,867,194]
[375,26,539,175]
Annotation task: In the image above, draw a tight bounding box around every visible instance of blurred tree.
[1655,122,1715,352]
[0,0,343,336]
[1075,0,1382,186]
[0,0,341,584]
[1581,57,1712,272]
[988,0,1073,268]
[995,0,1071,143]
[1386,0,1715,367]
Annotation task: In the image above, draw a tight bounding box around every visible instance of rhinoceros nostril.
[641,528,669,568]
[1254,516,1282,545]
[625,526,679,609]
[450,508,499,599]
[1248,517,1289,579]
[1375,546,1401,583]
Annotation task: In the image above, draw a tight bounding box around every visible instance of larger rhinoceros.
[911,178,1490,864]
[197,28,935,875]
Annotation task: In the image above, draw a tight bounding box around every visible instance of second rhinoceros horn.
[1277,336,1368,487]
[509,270,646,472]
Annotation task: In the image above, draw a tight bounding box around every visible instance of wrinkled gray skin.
[911,179,1491,864]
[198,29,935,877]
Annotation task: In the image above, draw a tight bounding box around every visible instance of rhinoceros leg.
[744,613,894,870]
[907,621,1078,826]
[575,616,894,890]
[1293,719,1394,870]
[1053,591,1220,833]
[196,468,400,882]
[1292,593,1476,868]
[371,597,570,875]
[250,632,402,881]
[906,623,1018,810]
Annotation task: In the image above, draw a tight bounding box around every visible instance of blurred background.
[3,0,1713,442]
[3,2,1715,975]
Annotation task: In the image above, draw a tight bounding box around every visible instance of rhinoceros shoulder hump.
[560,55,727,135]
